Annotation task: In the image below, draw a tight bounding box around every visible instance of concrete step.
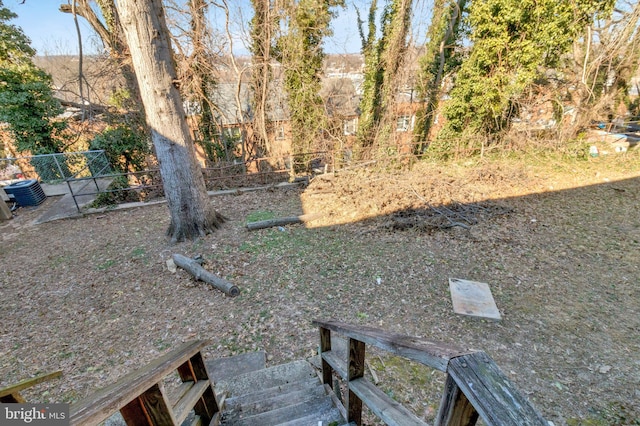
[216,359,317,397]
[274,406,346,426]
[206,351,266,384]
[225,377,322,409]
[223,394,337,426]
[222,382,327,423]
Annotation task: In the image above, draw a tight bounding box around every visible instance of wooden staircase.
[210,355,349,425]
[66,320,548,426]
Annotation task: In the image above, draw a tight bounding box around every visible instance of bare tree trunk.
[117,0,225,242]
[250,0,274,156]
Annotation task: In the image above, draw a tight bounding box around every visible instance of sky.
[4,0,376,57]
[5,0,101,56]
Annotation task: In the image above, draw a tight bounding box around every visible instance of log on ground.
[246,213,323,231]
[172,254,240,297]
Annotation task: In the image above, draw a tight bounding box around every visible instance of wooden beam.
[347,338,365,425]
[435,374,479,426]
[0,370,62,400]
[321,351,348,379]
[349,378,427,426]
[312,319,473,371]
[120,384,176,425]
[447,352,547,426]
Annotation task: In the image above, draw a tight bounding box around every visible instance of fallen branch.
[172,254,240,297]
[246,213,323,231]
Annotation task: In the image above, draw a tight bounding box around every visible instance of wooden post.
[347,338,366,425]
[319,327,333,387]
[435,374,479,426]
[120,384,176,425]
[176,353,220,422]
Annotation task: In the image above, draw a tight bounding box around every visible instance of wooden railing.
[313,319,547,426]
[69,340,220,426]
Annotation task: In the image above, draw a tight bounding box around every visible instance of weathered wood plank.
[119,395,149,425]
[167,381,194,408]
[321,351,348,381]
[195,386,218,423]
[0,370,62,399]
[188,352,220,421]
[70,340,208,426]
[324,383,347,421]
[347,338,365,425]
[349,378,427,426]
[119,384,176,425]
[435,374,479,426]
[210,411,221,426]
[319,327,333,387]
[138,384,176,425]
[447,352,547,426]
[313,319,473,371]
[173,380,210,425]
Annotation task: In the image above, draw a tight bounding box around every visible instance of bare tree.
[117,0,225,242]
[60,0,143,119]
[250,0,276,156]
[571,1,640,127]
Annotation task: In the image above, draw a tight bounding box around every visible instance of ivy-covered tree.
[356,0,412,150]
[0,1,69,180]
[440,0,615,142]
[355,0,382,147]
[413,0,466,151]
[183,0,220,163]
[274,0,344,173]
[250,0,277,157]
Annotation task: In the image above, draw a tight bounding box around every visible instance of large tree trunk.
[117,0,225,242]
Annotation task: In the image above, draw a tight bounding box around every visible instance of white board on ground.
[449,278,502,320]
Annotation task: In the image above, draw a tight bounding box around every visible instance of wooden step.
[223,383,327,422]
[206,351,266,384]
[225,394,336,426]
[225,378,321,409]
[273,406,346,426]
[216,360,317,397]
[172,380,211,425]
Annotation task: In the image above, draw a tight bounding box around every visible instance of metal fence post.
[53,154,65,180]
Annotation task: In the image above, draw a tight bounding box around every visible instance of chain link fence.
[0,150,112,183]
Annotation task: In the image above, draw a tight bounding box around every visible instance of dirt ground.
[1,152,639,425]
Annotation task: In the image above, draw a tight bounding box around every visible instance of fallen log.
[246,213,323,231]
[172,254,240,297]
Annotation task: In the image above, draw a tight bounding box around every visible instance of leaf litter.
[0,155,639,424]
